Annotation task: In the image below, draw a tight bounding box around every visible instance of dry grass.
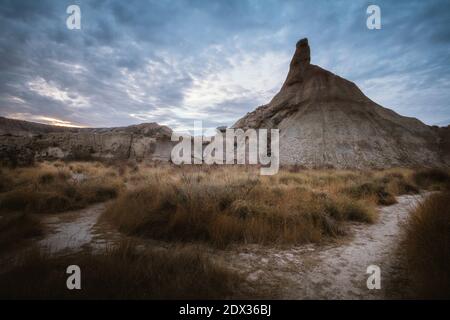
[403,192,450,299]
[412,168,450,190]
[0,241,244,299]
[0,161,123,214]
[102,166,425,247]
[1,162,448,298]
[1,162,445,250]
[0,212,42,251]
[102,166,447,248]
[340,169,419,205]
[0,161,124,250]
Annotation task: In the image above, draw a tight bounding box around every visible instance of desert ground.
[0,161,449,299]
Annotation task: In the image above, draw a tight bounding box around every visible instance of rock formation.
[0,117,174,166]
[233,38,448,168]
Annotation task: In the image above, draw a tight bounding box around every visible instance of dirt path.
[38,203,120,254]
[217,193,429,299]
[0,203,116,273]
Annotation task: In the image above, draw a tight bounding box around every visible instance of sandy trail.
[217,193,428,299]
[38,202,120,254]
[0,203,120,273]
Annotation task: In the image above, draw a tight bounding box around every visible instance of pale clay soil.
[5,193,429,299]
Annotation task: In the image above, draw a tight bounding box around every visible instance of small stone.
[247,270,264,282]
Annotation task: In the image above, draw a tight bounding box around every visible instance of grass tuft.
[0,242,244,299]
[0,212,42,251]
[403,192,450,299]
[412,168,450,190]
[0,162,122,214]
[103,169,378,247]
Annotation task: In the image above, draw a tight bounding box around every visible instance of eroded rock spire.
[283,38,311,87]
[294,38,310,65]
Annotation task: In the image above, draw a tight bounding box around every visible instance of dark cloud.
[0,0,449,129]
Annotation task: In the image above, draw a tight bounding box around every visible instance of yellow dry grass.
[103,165,425,247]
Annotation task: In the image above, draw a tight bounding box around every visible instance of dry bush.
[0,212,42,251]
[103,167,378,247]
[0,242,243,299]
[0,168,13,193]
[412,168,450,190]
[342,181,397,205]
[340,169,419,205]
[403,192,450,299]
[1,162,436,250]
[0,162,123,214]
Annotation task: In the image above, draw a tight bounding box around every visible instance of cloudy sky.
[0,0,449,131]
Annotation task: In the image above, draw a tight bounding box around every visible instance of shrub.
[0,169,13,193]
[403,192,450,299]
[0,212,42,251]
[329,196,377,223]
[0,242,244,299]
[0,189,33,211]
[386,178,419,195]
[0,162,122,214]
[342,181,397,205]
[38,172,56,184]
[413,168,450,190]
[103,172,377,247]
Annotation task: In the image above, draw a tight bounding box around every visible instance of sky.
[0,0,449,132]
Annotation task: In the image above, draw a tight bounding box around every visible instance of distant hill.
[0,116,78,136]
[0,117,173,166]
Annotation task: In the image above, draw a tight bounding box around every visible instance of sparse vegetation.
[102,166,425,247]
[402,192,450,299]
[1,161,449,299]
[340,169,420,205]
[2,163,446,250]
[102,166,450,248]
[0,161,123,250]
[412,168,450,190]
[342,181,398,205]
[0,161,123,214]
[0,242,244,299]
[0,212,42,251]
